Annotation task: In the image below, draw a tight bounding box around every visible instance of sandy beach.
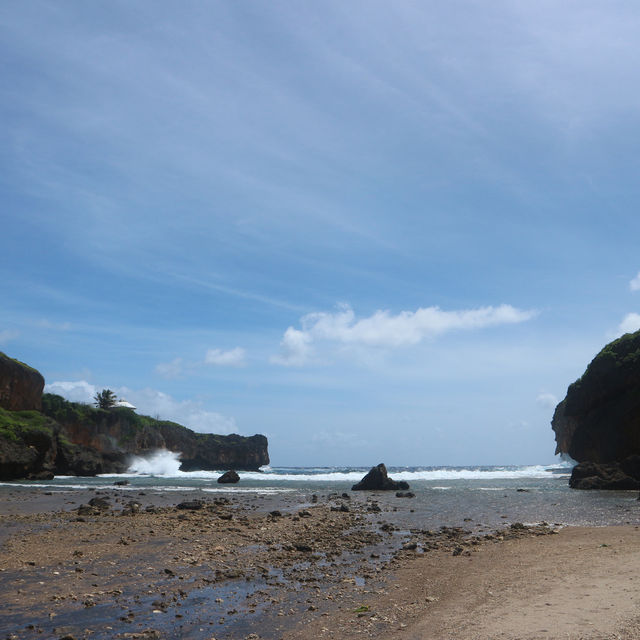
[0,488,639,640]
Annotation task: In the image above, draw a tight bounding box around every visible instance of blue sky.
[2,1,640,466]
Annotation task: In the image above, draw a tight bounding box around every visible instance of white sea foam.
[103,451,570,482]
[234,464,566,482]
[126,449,183,476]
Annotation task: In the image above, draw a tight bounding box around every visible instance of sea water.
[2,452,639,531]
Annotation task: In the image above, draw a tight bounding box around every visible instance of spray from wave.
[127,450,183,476]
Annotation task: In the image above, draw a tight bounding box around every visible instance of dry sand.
[286,525,640,640]
[0,489,639,639]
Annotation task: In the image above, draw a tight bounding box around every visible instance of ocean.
[2,451,639,531]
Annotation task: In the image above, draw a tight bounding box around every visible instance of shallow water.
[1,461,639,530]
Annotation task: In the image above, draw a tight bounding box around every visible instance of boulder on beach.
[217,469,240,484]
[351,463,409,491]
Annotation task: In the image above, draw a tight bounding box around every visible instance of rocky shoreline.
[0,487,560,640]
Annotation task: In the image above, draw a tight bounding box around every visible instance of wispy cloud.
[630,272,640,292]
[154,358,188,379]
[34,318,72,331]
[272,303,536,366]
[205,347,246,367]
[156,346,247,378]
[0,329,20,345]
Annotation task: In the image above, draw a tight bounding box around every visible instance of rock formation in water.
[551,330,640,488]
[0,353,269,480]
[351,463,410,491]
[217,470,240,484]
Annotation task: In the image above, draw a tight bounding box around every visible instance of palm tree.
[94,388,117,409]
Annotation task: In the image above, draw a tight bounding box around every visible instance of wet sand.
[0,488,638,639]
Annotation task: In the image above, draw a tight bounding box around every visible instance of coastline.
[1,486,639,639]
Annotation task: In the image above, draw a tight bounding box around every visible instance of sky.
[2,1,640,466]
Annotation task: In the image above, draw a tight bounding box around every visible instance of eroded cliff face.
[0,352,44,411]
[552,330,640,464]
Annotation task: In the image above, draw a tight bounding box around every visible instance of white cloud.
[270,327,313,366]
[272,303,536,365]
[45,380,97,403]
[45,380,238,435]
[619,313,640,335]
[536,393,558,410]
[0,329,20,345]
[205,347,246,367]
[631,272,640,291]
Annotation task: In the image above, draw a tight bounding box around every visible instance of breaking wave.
[109,450,569,482]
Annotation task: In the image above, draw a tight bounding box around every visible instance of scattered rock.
[76,505,95,516]
[87,497,110,510]
[395,491,415,498]
[122,501,141,516]
[176,500,204,510]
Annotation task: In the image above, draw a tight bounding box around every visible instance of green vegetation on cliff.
[0,406,54,442]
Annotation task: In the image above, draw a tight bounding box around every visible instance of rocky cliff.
[0,352,44,411]
[0,354,269,480]
[552,330,640,463]
[552,330,640,488]
[41,393,269,472]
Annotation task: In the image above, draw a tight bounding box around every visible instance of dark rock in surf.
[351,463,410,491]
[217,470,240,484]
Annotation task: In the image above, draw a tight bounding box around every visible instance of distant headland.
[0,352,269,480]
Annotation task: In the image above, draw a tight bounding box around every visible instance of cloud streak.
[156,346,247,378]
[205,347,246,367]
[273,303,536,365]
